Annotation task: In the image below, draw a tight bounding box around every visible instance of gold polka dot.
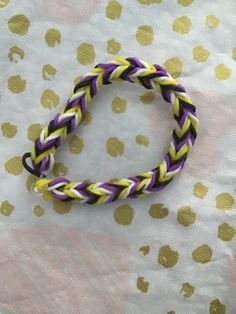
[69,134,84,154]
[215,64,232,80]
[84,178,92,184]
[180,282,195,298]
[77,43,96,65]
[216,193,234,211]
[27,123,42,141]
[232,47,236,61]
[136,134,149,147]
[33,205,45,217]
[192,244,212,263]
[8,14,30,36]
[158,245,179,268]
[26,174,36,192]
[0,200,14,216]
[136,276,149,293]
[218,223,235,241]
[74,76,82,85]
[0,0,10,8]
[40,89,60,109]
[42,64,57,81]
[138,0,161,4]
[139,245,150,255]
[52,162,68,177]
[209,299,226,314]
[111,97,127,113]
[5,156,23,175]
[163,57,183,78]
[107,38,121,55]
[113,204,134,225]
[45,29,61,47]
[53,200,72,214]
[1,122,17,138]
[106,137,125,157]
[149,203,169,219]
[177,0,192,6]
[177,206,196,226]
[82,111,92,125]
[8,46,25,63]
[193,182,208,199]
[139,91,155,104]
[205,15,220,28]
[106,0,122,20]
[193,45,210,62]
[110,177,119,183]
[8,75,26,93]
[136,25,154,46]
[172,16,192,34]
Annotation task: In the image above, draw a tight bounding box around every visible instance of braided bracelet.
[22,57,199,205]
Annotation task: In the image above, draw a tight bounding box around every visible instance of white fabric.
[0,1,235,313]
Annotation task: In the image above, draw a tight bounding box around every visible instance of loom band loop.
[22,152,47,178]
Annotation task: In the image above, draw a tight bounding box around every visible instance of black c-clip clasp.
[22,152,43,178]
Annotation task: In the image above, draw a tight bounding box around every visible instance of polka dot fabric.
[0,1,235,314]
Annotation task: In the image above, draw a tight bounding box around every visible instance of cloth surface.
[0,1,235,313]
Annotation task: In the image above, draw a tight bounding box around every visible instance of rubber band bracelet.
[22,57,199,205]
